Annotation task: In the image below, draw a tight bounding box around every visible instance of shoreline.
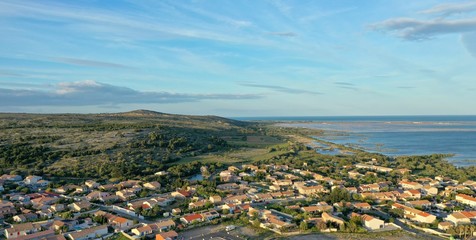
[278,122,476,167]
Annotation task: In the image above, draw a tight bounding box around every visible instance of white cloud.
[239,82,321,95]
[371,1,476,59]
[371,17,476,40]
[0,80,261,107]
[420,2,476,17]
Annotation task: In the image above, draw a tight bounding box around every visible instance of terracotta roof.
[183,213,202,223]
[114,217,129,224]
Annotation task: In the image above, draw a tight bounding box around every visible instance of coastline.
[276,120,476,167]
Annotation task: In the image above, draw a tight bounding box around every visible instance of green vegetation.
[0,110,255,180]
[1,110,476,185]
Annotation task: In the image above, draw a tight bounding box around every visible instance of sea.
[236,116,476,167]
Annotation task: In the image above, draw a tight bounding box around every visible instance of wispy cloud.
[299,7,356,23]
[0,1,243,44]
[371,2,476,58]
[371,18,476,40]
[334,82,355,86]
[266,32,297,37]
[337,86,359,91]
[420,2,476,17]
[240,82,321,95]
[0,80,261,107]
[54,57,133,69]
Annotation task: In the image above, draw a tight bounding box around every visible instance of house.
[407,200,431,208]
[132,225,153,236]
[50,204,65,213]
[219,171,234,182]
[71,201,91,212]
[223,194,248,204]
[403,189,421,199]
[274,180,293,186]
[201,210,220,221]
[395,168,411,174]
[189,200,209,209]
[54,185,76,194]
[0,203,17,219]
[171,190,192,199]
[455,194,476,207]
[117,180,141,189]
[217,183,239,191]
[354,163,392,173]
[36,209,54,218]
[1,174,22,182]
[51,220,78,232]
[297,185,327,195]
[359,184,380,192]
[111,216,133,230]
[86,191,111,201]
[152,219,176,232]
[361,214,384,230]
[10,229,59,240]
[421,185,438,196]
[400,181,423,190]
[13,213,38,223]
[209,195,222,204]
[85,180,99,189]
[5,222,42,239]
[353,202,371,210]
[438,221,453,231]
[36,180,50,187]
[392,203,436,224]
[67,225,108,240]
[144,181,161,191]
[171,208,181,215]
[321,212,345,226]
[301,203,333,214]
[116,188,140,201]
[31,196,58,208]
[346,187,358,194]
[222,203,237,213]
[348,171,364,179]
[99,184,117,191]
[180,213,203,225]
[446,211,476,225]
[74,185,88,193]
[155,230,178,240]
[267,215,295,230]
[24,176,42,185]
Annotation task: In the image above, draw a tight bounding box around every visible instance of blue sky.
[1,0,476,116]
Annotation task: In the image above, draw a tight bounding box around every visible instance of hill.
[0,110,255,179]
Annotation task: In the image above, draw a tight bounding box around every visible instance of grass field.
[107,232,130,240]
[173,146,288,165]
[225,135,284,147]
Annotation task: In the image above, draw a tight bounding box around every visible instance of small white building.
[361,214,384,230]
[24,175,42,185]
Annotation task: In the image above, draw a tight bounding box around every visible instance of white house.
[361,214,384,230]
[24,176,42,185]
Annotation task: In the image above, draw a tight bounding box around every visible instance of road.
[180,226,244,240]
[371,208,445,240]
[188,231,243,240]
[90,203,155,224]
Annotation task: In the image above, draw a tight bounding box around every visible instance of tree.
[61,211,73,219]
[252,219,261,228]
[300,221,308,231]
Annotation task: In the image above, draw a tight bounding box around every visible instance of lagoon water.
[238,116,476,166]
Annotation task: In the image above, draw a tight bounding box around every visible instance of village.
[1,158,476,240]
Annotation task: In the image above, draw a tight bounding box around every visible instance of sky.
[1,0,476,117]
